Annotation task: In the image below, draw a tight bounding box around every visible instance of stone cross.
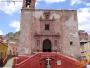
[46,58,51,68]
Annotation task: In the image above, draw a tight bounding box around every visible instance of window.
[45,24,49,30]
[70,41,73,45]
[81,51,84,53]
[80,42,87,46]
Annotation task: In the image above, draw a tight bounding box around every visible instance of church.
[18,0,80,59]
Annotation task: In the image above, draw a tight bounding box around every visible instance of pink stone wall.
[18,9,80,58]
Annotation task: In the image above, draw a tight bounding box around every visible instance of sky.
[0,0,90,35]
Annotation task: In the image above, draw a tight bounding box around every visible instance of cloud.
[0,0,66,15]
[10,21,20,31]
[70,0,90,6]
[41,0,65,3]
[0,30,4,35]
[0,0,22,15]
[85,3,90,6]
[78,8,90,34]
[70,0,83,5]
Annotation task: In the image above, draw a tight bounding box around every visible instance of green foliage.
[6,32,14,38]
[6,31,20,41]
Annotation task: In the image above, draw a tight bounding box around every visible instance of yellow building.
[80,41,90,63]
[0,42,8,58]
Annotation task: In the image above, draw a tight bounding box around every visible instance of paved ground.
[3,58,13,68]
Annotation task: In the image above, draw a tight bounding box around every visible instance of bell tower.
[22,0,36,9]
[18,0,36,55]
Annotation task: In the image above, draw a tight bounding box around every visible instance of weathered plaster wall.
[18,9,80,58]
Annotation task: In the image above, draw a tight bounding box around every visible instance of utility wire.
[0,1,22,2]
[0,0,23,5]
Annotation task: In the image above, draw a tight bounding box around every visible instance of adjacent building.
[79,30,88,45]
[79,30,90,63]
[0,35,8,58]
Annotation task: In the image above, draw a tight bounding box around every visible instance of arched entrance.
[43,39,52,52]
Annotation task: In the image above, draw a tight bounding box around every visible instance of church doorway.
[43,39,52,52]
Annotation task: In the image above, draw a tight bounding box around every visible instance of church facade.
[18,0,80,58]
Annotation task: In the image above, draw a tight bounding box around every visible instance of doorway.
[43,39,52,52]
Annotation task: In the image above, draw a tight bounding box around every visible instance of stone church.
[18,0,80,58]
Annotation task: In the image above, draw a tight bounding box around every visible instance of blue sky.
[0,0,90,35]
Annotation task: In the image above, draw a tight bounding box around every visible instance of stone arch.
[43,39,52,52]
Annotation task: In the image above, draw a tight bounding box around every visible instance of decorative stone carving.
[43,11,51,19]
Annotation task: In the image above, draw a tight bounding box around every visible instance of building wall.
[8,42,17,56]
[0,43,8,58]
[18,9,80,58]
[79,30,88,42]
[0,35,8,58]
[80,41,90,62]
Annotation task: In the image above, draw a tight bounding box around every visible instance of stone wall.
[18,9,80,58]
